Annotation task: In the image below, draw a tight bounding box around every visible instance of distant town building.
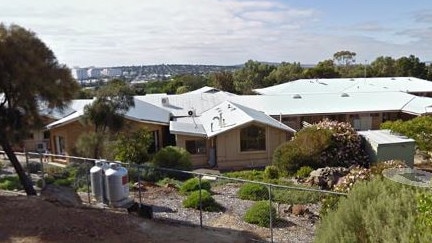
[101,68,122,77]
[71,68,88,80]
[87,68,101,78]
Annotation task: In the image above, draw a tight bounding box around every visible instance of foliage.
[369,160,407,175]
[295,166,313,179]
[0,24,79,195]
[381,116,432,152]
[263,166,279,180]
[264,62,303,85]
[316,119,368,167]
[156,177,182,189]
[224,169,265,181]
[152,146,192,170]
[332,167,371,193]
[0,176,23,190]
[303,59,340,79]
[114,128,153,164]
[209,71,236,93]
[237,183,270,201]
[416,192,432,232]
[180,177,211,195]
[151,146,192,180]
[273,187,322,204]
[182,190,222,212]
[315,178,432,242]
[233,60,276,94]
[243,201,277,228]
[75,132,107,159]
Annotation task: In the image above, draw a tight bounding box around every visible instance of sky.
[1,0,431,68]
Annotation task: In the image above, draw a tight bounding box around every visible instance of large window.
[240,125,266,152]
[185,139,207,155]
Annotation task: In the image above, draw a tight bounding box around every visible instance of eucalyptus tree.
[80,79,135,158]
[0,24,79,195]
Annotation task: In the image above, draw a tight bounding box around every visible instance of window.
[185,139,206,154]
[240,125,266,152]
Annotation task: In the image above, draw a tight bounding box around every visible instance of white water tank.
[105,163,129,205]
[90,160,108,202]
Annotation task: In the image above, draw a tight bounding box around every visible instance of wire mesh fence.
[1,152,348,243]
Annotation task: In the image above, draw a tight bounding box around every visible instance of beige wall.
[175,124,291,170]
[49,119,167,162]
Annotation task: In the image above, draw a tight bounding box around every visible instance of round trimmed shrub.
[237,183,270,201]
[152,146,192,180]
[264,165,279,180]
[180,177,211,195]
[243,201,277,228]
[182,190,222,212]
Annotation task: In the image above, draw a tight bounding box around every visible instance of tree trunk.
[1,141,37,196]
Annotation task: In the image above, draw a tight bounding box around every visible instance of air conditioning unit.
[161,97,169,106]
[188,109,195,117]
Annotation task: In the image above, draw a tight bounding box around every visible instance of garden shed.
[358,130,416,167]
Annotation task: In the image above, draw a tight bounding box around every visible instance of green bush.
[180,177,211,195]
[224,170,265,181]
[53,178,73,187]
[263,166,279,180]
[243,201,276,228]
[0,176,23,190]
[273,187,322,204]
[237,183,270,201]
[416,192,432,232]
[295,166,313,178]
[152,146,192,180]
[182,190,222,212]
[315,178,432,242]
[272,142,311,175]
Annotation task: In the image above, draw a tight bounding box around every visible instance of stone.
[40,184,82,208]
[291,204,308,216]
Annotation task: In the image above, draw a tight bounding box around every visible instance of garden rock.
[306,167,350,190]
[40,184,82,207]
[291,204,308,216]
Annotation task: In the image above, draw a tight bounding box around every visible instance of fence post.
[39,153,45,189]
[86,159,91,204]
[199,175,203,229]
[268,184,273,243]
[25,150,30,178]
[138,165,142,205]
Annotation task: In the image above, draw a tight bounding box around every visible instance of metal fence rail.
[1,152,347,243]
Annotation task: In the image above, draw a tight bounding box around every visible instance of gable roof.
[136,91,236,117]
[253,77,432,95]
[46,97,171,129]
[170,100,295,138]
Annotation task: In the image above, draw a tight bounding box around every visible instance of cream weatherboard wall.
[175,124,290,170]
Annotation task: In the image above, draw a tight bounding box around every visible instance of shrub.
[114,128,153,164]
[182,190,222,212]
[315,178,432,242]
[416,192,432,232]
[25,161,42,174]
[224,170,264,181]
[263,166,279,180]
[295,166,313,178]
[237,183,270,201]
[152,146,192,170]
[273,187,322,204]
[272,142,312,174]
[180,177,211,195]
[370,160,407,175]
[53,178,73,187]
[0,176,23,190]
[243,201,276,228]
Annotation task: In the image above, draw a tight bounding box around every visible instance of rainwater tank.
[105,163,129,204]
[90,160,108,202]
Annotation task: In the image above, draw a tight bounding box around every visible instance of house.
[44,77,432,169]
[46,98,171,161]
[169,101,295,169]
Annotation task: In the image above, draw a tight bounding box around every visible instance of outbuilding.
[358,129,416,167]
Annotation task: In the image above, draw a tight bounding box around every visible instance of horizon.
[1,0,432,68]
